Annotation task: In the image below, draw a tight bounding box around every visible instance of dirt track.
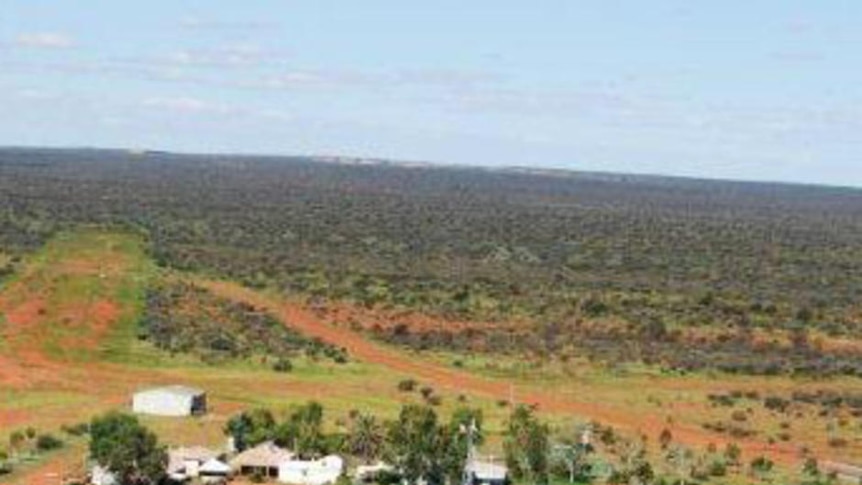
[200,279,806,467]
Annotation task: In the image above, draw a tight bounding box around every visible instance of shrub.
[731,410,748,422]
[764,396,790,413]
[61,423,89,436]
[709,460,727,477]
[397,379,417,392]
[35,434,64,452]
[828,437,848,448]
[750,456,773,474]
[272,358,293,373]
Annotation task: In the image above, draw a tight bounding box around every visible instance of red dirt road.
[200,279,807,467]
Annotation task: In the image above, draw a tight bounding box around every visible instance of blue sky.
[1,1,860,186]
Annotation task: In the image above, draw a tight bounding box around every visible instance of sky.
[0,1,860,187]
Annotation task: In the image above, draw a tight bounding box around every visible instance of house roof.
[200,458,232,475]
[135,385,205,398]
[168,446,220,473]
[822,461,862,478]
[229,441,294,469]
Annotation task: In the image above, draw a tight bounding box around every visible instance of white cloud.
[162,44,288,69]
[142,96,228,115]
[16,88,60,101]
[14,32,75,49]
[179,16,278,32]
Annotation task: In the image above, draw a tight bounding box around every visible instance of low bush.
[35,434,64,451]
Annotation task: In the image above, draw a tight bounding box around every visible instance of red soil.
[54,299,121,350]
[200,280,810,467]
[4,297,47,331]
[5,448,86,485]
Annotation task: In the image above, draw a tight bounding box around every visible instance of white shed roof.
[135,385,205,397]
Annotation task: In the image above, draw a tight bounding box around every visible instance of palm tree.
[349,413,384,464]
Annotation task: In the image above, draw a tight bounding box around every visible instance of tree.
[608,440,653,485]
[658,428,672,450]
[504,405,550,485]
[225,408,276,451]
[724,442,741,467]
[89,412,167,485]
[442,407,484,485]
[386,404,445,485]
[664,444,694,485]
[550,422,593,483]
[275,401,326,458]
[347,413,385,464]
[750,455,773,480]
[550,444,591,483]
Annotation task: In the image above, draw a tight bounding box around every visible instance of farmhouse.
[132,385,207,417]
[821,461,862,484]
[278,455,344,485]
[229,441,294,479]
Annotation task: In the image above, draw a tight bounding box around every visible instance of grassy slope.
[1,229,860,485]
[0,230,514,484]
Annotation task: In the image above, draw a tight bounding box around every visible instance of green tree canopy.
[504,405,550,485]
[347,412,385,464]
[224,408,277,451]
[386,404,445,485]
[275,401,326,458]
[89,412,167,485]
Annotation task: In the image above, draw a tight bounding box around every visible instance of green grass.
[0,390,93,410]
[0,228,857,485]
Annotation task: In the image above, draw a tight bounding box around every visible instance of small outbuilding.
[132,385,207,417]
[167,446,220,481]
[463,460,509,485]
[229,441,294,479]
[278,455,344,485]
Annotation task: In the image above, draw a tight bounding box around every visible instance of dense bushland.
[1,148,861,374]
[140,281,347,365]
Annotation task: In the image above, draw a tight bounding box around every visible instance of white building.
[278,455,344,485]
[90,465,117,485]
[199,458,232,484]
[132,385,207,417]
[230,441,295,479]
[463,460,509,485]
[167,446,220,481]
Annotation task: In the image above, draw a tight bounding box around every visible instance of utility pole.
[462,418,477,485]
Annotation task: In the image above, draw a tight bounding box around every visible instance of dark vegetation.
[1,148,861,375]
[1,426,72,477]
[140,281,348,365]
